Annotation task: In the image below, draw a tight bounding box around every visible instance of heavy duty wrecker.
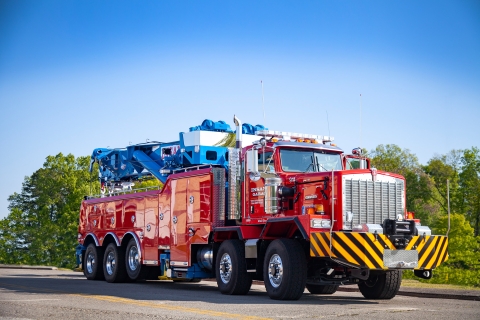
[76,116,448,300]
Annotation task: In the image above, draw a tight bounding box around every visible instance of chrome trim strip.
[86,233,100,246]
[105,232,121,246]
[125,231,142,260]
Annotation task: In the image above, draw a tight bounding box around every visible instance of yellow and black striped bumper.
[310,232,448,270]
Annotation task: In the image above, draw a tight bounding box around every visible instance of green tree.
[0,207,31,264]
[458,147,480,236]
[0,153,163,268]
[423,150,462,216]
[1,153,96,268]
[430,214,480,286]
[369,144,437,223]
[369,144,419,175]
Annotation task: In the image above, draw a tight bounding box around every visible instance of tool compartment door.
[170,179,189,266]
[144,196,158,261]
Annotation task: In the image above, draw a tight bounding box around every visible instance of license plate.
[383,249,418,269]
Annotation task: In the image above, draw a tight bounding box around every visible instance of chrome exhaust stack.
[233,115,242,149]
[228,115,243,220]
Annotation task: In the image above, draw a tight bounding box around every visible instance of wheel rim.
[268,254,283,288]
[86,251,95,274]
[128,246,139,271]
[364,275,379,288]
[219,253,232,284]
[105,251,116,276]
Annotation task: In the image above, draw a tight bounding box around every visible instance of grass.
[401,279,480,291]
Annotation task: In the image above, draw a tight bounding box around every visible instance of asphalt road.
[0,268,478,320]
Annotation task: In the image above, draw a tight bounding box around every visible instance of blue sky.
[1,1,479,219]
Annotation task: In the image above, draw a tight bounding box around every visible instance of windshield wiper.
[304,163,314,173]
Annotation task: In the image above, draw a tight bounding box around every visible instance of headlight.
[311,219,331,228]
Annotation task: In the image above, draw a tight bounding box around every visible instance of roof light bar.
[256,130,334,143]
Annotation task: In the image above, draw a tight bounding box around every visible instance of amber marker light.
[315,204,324,214]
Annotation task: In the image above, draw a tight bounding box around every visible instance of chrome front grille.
[343,178,405,226]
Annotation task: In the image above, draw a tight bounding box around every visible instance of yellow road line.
[0,282,272,320]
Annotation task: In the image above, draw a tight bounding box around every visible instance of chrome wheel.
[215,240,252,295]
[127,245,139,271]
[219,253,232,284]
[105,251,116,276]
[268,253,283,288]
[86,251,95,274]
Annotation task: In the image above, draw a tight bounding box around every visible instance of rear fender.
[84,233,100,247]
[213,226,262,242]
[260,217,308,240]
[103,232,121,246]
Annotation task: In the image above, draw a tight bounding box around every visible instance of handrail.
[85,185,161,200]
[172,164,223,173]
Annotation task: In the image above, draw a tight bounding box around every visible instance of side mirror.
[246,149,259,174]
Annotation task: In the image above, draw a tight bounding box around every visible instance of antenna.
[359,94,363,150]
[261,80,266,166]
[261,80,265,127]
[447,179,451,237]
[326,111,331,138]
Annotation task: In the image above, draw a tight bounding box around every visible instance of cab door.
[246,150,275,219]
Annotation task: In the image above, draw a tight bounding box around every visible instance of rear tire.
[358,270,402,299]
[263,239,307,300]
[83,243,104,280]
[215,240,252,295]
[103,243,127,283]
[306,284,338,295]
[125,238,147,281]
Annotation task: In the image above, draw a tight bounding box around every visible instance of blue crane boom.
[89,119,266,191]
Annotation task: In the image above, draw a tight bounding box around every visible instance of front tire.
[358,270,402,299]
[103,243,127,283]
[83,243,104,280]
[215,240,252,295]
[263,239,307,300]
[306,284,338,295]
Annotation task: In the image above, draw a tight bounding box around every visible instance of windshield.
[280,149,342,172]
